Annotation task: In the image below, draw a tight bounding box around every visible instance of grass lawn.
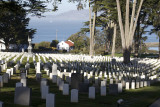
[0,55,160,107]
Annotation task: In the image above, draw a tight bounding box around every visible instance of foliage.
[34,41,51,49]
[0,0,48,16]
[50,40,59,48]
[67,32,89,54]
[0,1,36,51]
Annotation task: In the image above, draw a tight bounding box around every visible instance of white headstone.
[131,81,135,89]
[140,81,143,88]
[41,79,47,91]
[52,64,57,75]
[3,73,9,83]
[136,81,139,89]
[63,84,69,95]
[46,93,55,107]
[101,81,106,87]
[118,83,122,93]
[42,85,49,99]
[0,101,4,107]
[110,79,113,84]
[89,87,95,99]
[6,69,11,79]
[10,68,14,75]
[71,89,78,103]
[100,86,106,96]
[36,62,41,73]
[21,79,27,87]
[125,82,129,90]
[144,81,147,87]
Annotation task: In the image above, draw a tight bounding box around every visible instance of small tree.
[50,40,59,48]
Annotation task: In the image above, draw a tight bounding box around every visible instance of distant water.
[29,20,86,43]
[29,20,158,44]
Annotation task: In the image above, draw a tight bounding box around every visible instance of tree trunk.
[123,48,131,64]
[134,18,140,57]
[111,24,117,57]
[89,0,92,56]
[91,11,97,56]
[5,43,9,52]
[116,0,144,64]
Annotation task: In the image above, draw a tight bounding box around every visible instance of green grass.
[40,56,45,63]
[35,55,39,62]
[45,56,49,62]
[15,55,23,63]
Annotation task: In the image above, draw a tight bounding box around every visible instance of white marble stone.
[0,101,4,107]
[21,79,27,87]
[36,62,41,73]
[101,81,106,87]
[46,93,55,107]
[41,79,47,91]
[42,85,49,99]
[110,79,113,84]
[71,89,78,103]
[10,68,14,75]
[6,69,11,79]
[131,81,135,89]
[63,84,69,95]
[144,81,147,87]
[140,81,144,88]
[89,87,95,99]
[136,81,139,89]
[118,83,122,93]
[100,86,106,96]
[125,82,129,90]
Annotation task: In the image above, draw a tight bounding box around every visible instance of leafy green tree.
[0,1,36,51]
[149,0,160,58]
[67,32,89,54]
[0,0,47,16]
[50,40,59,48]
[34,41,51,49]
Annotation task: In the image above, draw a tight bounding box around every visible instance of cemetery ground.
[1,69,160,107]
[1,53,160,107]
[2,79,160,107]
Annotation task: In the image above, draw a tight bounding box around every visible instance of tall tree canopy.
[0,1,36,51]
